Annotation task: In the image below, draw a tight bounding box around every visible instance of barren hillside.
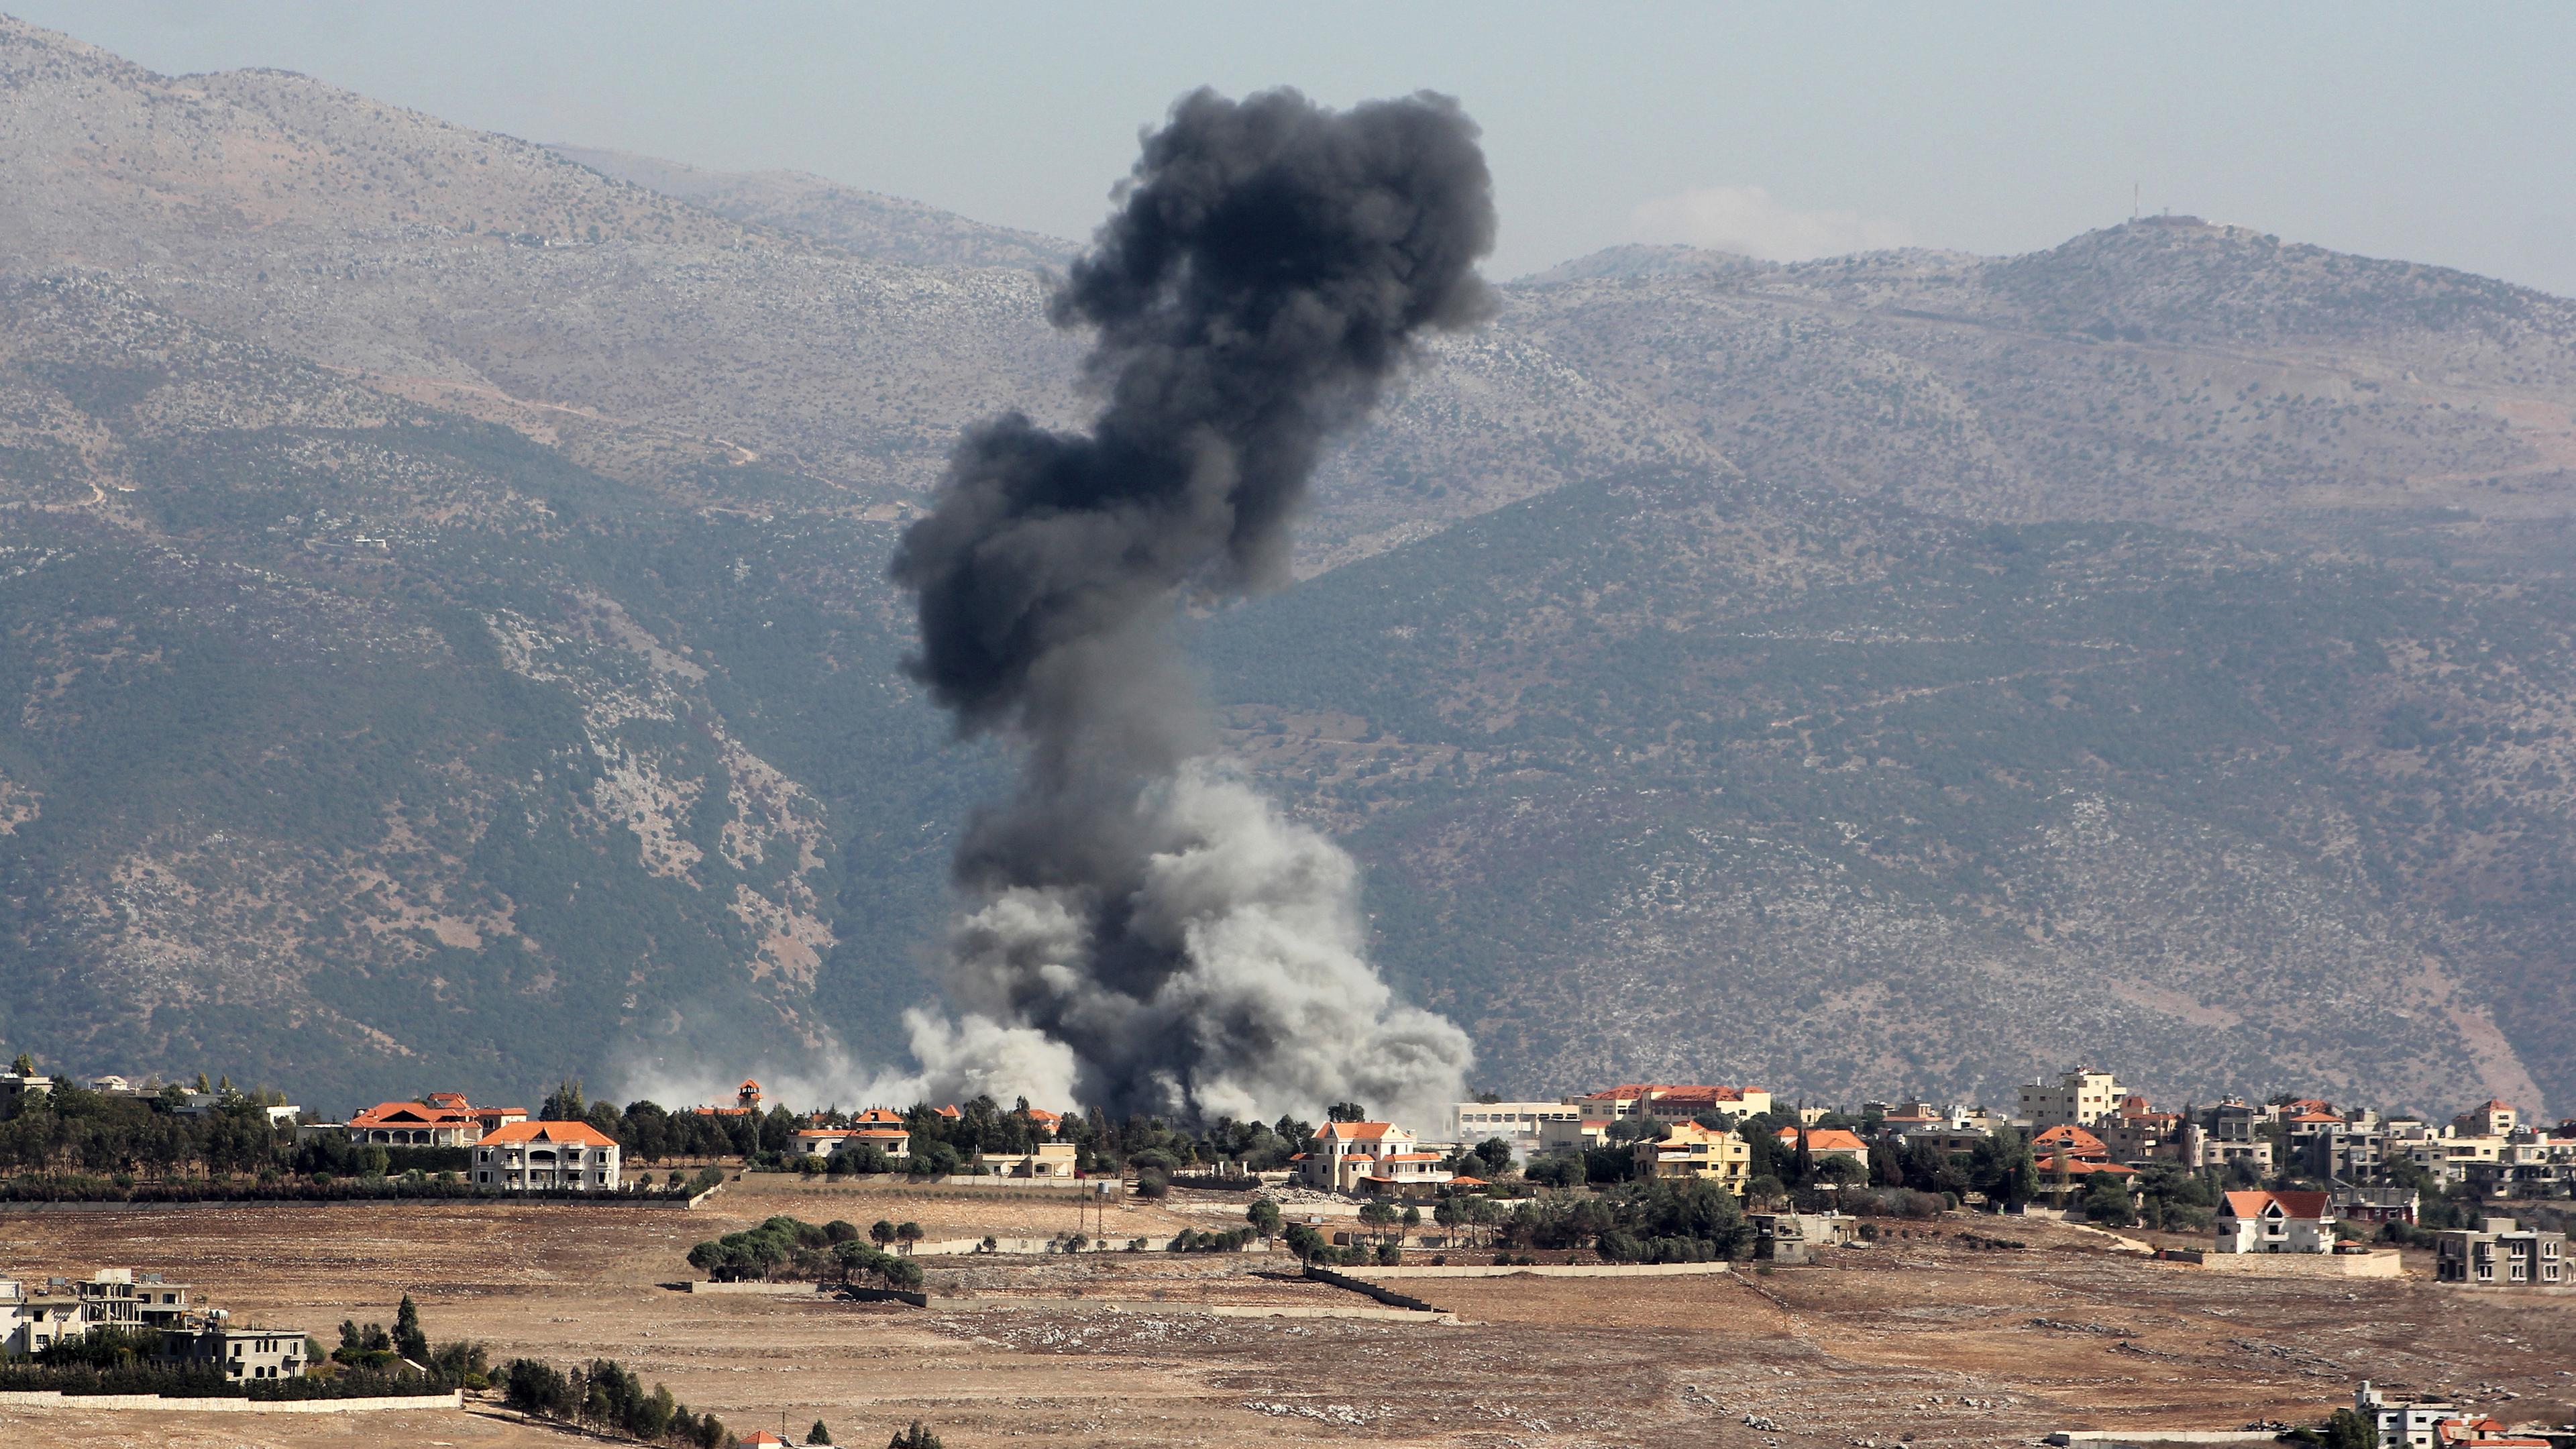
[3,14,2573,1116]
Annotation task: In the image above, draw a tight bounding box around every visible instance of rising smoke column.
[889,87,1496,1126]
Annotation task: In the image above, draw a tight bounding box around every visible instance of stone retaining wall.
[1348,1261,1735,1281]
[2188,1249,2404,1278]
[1303,1265,1448,1313]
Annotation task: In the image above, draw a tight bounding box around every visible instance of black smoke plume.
[888,87,1495,1124]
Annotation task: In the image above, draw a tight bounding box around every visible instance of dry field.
[4,1180,2573,1449]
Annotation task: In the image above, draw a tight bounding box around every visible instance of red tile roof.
[2031,1124,2110,1158]
[2036,1155,2135,1175]
[2220,1189,2331,1220]
[351,1102,477,1130]
[1775,1128,1870,1153]
[482,1120,619,1148]
[1316,1121,1404,1141]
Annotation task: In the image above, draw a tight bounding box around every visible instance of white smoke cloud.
[1628,184,1913,262]
[610,763,1468,1133]
[607,1010,1079,1120]
[606,1042,916,1120]
[898,1007,1083,1111]
[926,761,1472,1132]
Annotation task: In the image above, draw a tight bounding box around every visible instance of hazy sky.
[17,2,2575,292]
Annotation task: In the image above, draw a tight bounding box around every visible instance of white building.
[2214,1189,2337,1254]
[2357,1383,2460,1449]
[163,1324,310,1382]
[1537,1116,1613,1155]
[1451,1101,1587,1158]
[990,1142,1078,1178]
[0,1278,81,1356]
[2017,1067,2126,1128]
[1299,1121,1452,1194]
[1566,1084,1775,1123]
[473,1120,621,1191]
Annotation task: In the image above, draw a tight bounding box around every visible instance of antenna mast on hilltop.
[2131,181,2140,223]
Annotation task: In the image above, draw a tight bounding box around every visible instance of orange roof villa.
[473,1120,623,1193]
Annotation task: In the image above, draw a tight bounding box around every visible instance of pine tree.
[541,1077,585,1122]
[393,1294,429,1362]
[807,1419,835,1445]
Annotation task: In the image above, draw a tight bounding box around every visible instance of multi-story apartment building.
[0,1277,82,1356]
[2298,1117,2389,1182]
[1452,1100,1590,1159]
[2435,1216,2567,1287]
[2017,1069,2125,1129]
[2453,1099,2518,1138]
[1,1268,266,1373]
[162,1323,311,1382]
[1631,1121,1751,1193]
[2357,1383,2461,1449]
[1566,1084,1774,1124]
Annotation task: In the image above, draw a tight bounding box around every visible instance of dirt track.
[3,1181,2571,1449]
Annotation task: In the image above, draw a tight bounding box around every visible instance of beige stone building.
[1631,1121,1750,1193]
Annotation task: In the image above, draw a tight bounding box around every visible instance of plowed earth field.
[3,1179,2570,1449]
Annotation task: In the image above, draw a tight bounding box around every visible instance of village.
[3,1055,2573,1448]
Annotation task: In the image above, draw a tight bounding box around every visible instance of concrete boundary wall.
[923,1295,1454,1324]
[737,1174,1093,1196]
[908,1235,1284,1258]
[1348,1261,1735,1281]
[0,1390,463,1413]
[2050,1423,2277,1433]
[0,1195,695,1214]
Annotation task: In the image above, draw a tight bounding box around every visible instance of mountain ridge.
[1,14,2571,1118]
